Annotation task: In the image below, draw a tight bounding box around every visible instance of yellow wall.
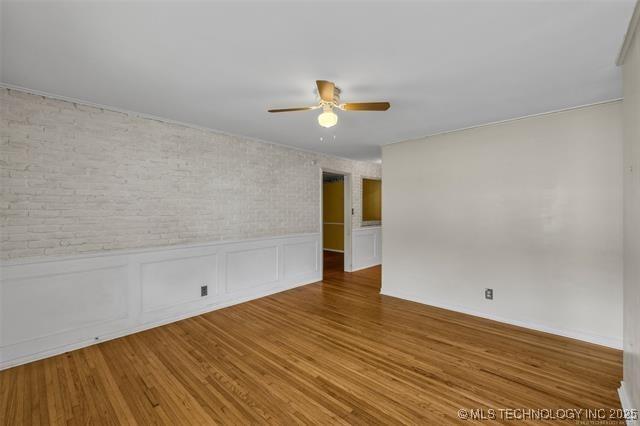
[323,180,344,251]
[363,179,381,222]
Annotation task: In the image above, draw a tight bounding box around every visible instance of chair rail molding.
[0,233,321,370]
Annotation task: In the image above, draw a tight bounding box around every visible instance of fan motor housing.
[316,86,341,104]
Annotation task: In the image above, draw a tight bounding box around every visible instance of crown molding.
[0,83,381,165]
[383,98,622,148]
[617,0,640,66]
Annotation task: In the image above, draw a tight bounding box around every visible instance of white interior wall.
[0,87,382,369]
[0,88,380,261]
[620,4,640,411]
[382,101,623,348]
[0,233,322,370]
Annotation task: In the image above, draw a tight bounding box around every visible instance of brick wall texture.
[0,88,381,260]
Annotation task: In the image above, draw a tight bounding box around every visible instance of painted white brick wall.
[0,88,381,260]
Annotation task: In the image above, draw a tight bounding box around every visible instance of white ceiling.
[1,1,635,161]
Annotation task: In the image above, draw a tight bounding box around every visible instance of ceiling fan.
[268,80,390,128]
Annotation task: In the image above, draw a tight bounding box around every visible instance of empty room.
[0,0,639,424]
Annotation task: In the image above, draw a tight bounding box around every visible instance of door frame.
[320,168,352,272]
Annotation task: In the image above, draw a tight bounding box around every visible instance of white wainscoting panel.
[283,240,318,279]
[0,233,321,370]
[2,260,129,347]
[226,245,279,294]
[141,253,218,314]
[352,227,382,271]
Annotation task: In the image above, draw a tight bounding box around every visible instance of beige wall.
[382,102,623,347]
[0,88,381,260]
[621,8,640,409]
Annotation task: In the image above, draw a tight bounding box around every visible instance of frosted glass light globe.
[318,110,338,128]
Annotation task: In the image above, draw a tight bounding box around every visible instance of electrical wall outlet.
[201,285,208,297]
[485,288,493,300]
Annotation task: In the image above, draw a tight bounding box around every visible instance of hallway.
[323,250,345,279]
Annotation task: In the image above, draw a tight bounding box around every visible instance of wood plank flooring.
[0,251,623,425]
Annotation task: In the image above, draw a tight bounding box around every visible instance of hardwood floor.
[0,252,623,425]
[323,250,345,278]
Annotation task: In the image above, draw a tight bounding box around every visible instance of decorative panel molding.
[352,227,382,271]
[141,253,218,313]
[0,233,321,370]
[2,264,129,346]
[226,246,279,293]
[283,240,319,279]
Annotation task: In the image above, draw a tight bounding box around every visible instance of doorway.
[321,170,352,276]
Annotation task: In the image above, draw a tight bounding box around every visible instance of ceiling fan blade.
[316,80,335,102]
[268,106,317,113]
[341,102,390,111]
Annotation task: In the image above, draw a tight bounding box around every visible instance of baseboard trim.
[1,233,323,370]
[0,276,320,371]
[619,382,639,426]
[380,288,623,350]
[351,262,381,272]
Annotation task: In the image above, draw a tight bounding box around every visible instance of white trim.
[360,220,382,229]
[343,174,353,272]
[323,249,344,253]
[0,232,317,267]
[351,264,379,272]
[361,222,382,227]
[617,0,640,66]
[382,99,623,148]
[380,288,623,350]
[351,227,382,271]
[0,233,322,370]
[320,168,353,272]
[355,225,381,231]
[618,382,639,426]
[0,83,375,164]
[0,276,318,371]
[2,85,623,163]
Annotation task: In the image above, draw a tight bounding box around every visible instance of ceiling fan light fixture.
[268,80,390,129]
[318,108,338,128]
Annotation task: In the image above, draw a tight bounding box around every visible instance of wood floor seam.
[0,251,623,425]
